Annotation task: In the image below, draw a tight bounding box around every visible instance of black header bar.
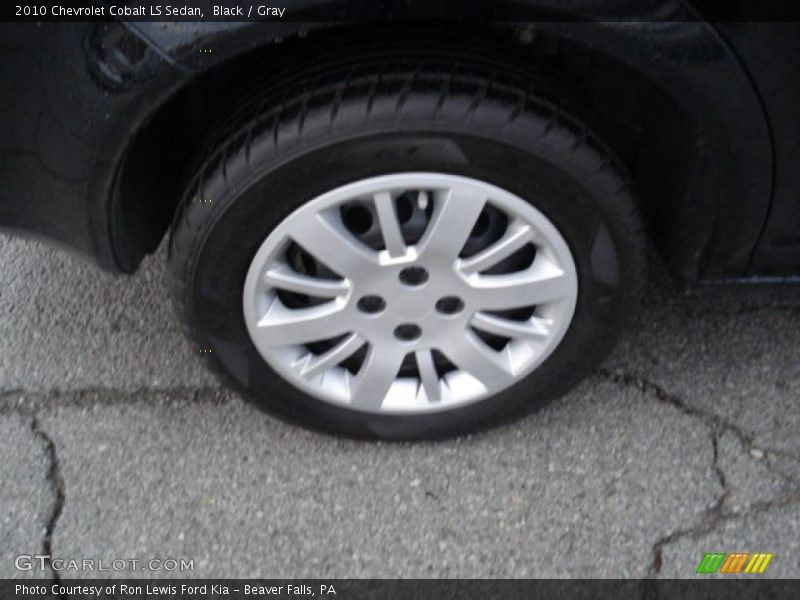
[3,0,800,22]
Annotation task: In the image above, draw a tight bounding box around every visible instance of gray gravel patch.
[40,381,717,579]
[0,235,216,393]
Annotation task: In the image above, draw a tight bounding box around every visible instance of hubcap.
[243,173,578,414]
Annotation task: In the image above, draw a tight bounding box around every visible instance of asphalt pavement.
[1,233,798,579]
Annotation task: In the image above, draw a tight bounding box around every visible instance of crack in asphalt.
[646,491,800,579]
[596,367,800,472]
[598,367,753,451]
[5,372,798,582]
[4,387,228,592]
[30,415,67,598]
[0,388,223,600]
[1,386,231,592]
[597,367,800,577]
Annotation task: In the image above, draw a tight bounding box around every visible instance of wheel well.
[113,22,698,273]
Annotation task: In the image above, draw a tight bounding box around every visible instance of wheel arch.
[110,7,771,280]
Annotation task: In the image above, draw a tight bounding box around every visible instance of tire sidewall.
[183,127,639,440]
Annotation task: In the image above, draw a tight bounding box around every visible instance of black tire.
[168,54,646,440]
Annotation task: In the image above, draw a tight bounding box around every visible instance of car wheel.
[168,55,645,440]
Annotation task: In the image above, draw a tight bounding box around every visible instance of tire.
[168,54,645,440]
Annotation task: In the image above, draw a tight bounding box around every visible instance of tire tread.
[168,53,647,437]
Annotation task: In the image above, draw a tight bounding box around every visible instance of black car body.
[1,2,799,283]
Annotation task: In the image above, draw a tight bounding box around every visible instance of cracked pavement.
[1,234,799,579]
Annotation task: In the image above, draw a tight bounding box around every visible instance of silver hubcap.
[243,173,578,414]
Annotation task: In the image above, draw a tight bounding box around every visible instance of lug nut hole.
[394,323,422,342]
[398,266,429,286]
[436,296,465,315]
[357,295,386,314]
